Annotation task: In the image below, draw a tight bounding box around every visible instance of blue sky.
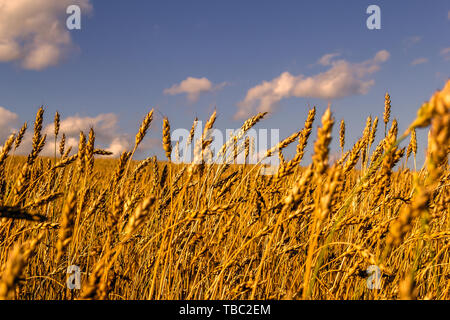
[0,0,449,166]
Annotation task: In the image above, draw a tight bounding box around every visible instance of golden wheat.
[0,81,448,301]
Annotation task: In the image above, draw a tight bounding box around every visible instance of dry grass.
[0,81,449,300]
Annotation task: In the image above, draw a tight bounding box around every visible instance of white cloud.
[318,53,340,66]
[46,113,118,139]
[411,58,428,66]
[0,0,92,70]
[0,106,19,145]
[441,47,450,61]
[106,137,131,157]
[164,77,227,102]
[403,36,422,48]
[235,50,390,119]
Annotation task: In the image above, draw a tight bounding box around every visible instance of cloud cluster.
[235,50,390,119]
[164,77,227,102]
[0,0,92,70]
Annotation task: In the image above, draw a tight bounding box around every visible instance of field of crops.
[0,81,448,300]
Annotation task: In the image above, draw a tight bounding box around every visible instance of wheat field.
[0,81,448,300]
